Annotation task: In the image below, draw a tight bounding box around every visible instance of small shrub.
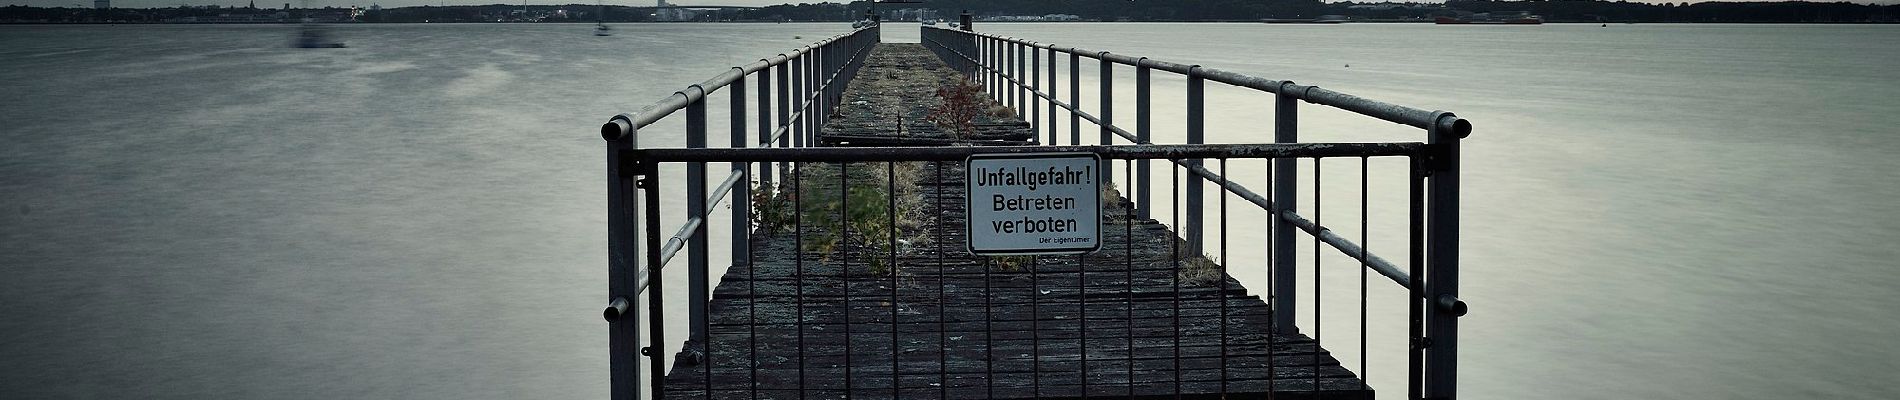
[926,80,984,139]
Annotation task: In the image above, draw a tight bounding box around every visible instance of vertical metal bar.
[1426,114,1462,400]
[1360,156,1370,393]
[1030,42,1040,142]
[1135,60,1151,221]
[795,162,807,399]
[791,53,804,149]
[841,162,853,400]
[1313,158,1322,393]
[1266,157,1277,394]
[1409,156,1425,400]
[1068,51,1079,146]
[606,121,639,400]
[1098,54,1112,186]
[1271,82,1299,334]
[1047,46,1057,145]
[1185,67,1204,259]
[758,65,774,186]
[1170,163,1181,397]
[888,161,898,399]
[1016,42,1026,119]
[777,60,790,151]
[729,73,751,400]
[935,162,948,398]
[1218,158,1229,396]
[1031,248,1041,397]
[814,47,825,144]
[1123,159,1134,398]
[643,159,665,400]
[1078,205,1089,399]
[984,247,993,399]
[687,91,710,348]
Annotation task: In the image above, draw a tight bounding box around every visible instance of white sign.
[965,153,1102,255]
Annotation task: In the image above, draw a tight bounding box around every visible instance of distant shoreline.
[5,21,1899,25]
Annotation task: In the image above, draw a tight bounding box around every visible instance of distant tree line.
[5,0,1897,23]
[1434,0,1898,22]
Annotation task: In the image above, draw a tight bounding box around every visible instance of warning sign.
[965,153,1102,255]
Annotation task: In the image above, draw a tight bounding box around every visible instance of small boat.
[922,19,937,26]
[593,2,612,36]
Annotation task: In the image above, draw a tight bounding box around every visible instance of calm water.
[3,23,1897,399]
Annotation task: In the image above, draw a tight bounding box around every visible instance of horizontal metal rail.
[927,31,1417,287]
[923,26,1472,138]
[634,169,746,293]
[601,24,879,400]
[924,25,1468,398]
[606,26,878,135]
[629,143,1424,163]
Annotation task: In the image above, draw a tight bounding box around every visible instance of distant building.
[653,0,694,21]
[93,0,108,9]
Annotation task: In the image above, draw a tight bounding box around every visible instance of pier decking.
[658,43,1371,399]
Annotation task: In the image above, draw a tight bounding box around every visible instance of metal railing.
[598,23,879,400]
[921,25,1470,399]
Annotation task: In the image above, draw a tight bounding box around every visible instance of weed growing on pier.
[752,162,927,277]
[926,80,983,139]
[1178,253,1224,287]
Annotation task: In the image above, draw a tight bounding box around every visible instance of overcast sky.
[23,0,1899,9]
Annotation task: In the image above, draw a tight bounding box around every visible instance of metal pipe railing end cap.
[603,296,631,322]
[1451,117,1482,139]
[1437,294,1468,317]
[602,115,633,141]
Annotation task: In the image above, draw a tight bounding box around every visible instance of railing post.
[1015,42,1026,120]
[1030,41,1040,143]
[685,87,709,343]
[1068,50,1079,146]
[1099,53,1113,185]
[758,61,774,186]
[1185,67,1204,258]
[642,155,665,400]
[602,116,640,400]
[731,73,751,308]
[1135,59,1151,220]
[1425,112,1463,399]
[790,52,804,148]
[1047,45,1057,145]
[1272,81,1299,334]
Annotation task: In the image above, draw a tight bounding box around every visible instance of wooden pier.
[658,43,1372,399]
